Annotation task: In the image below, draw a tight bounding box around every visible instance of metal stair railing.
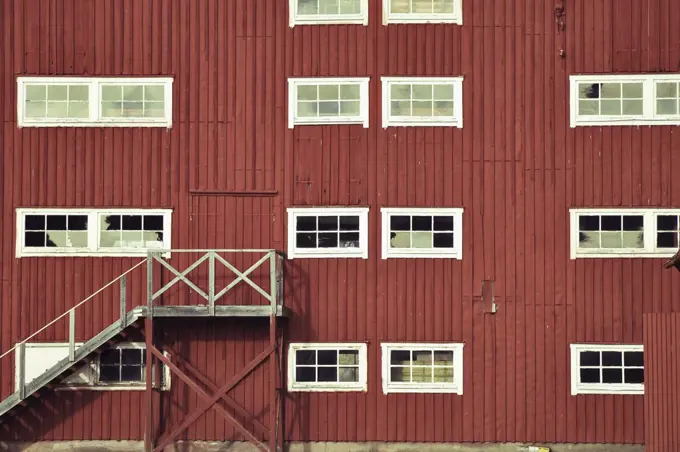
[0,249,285,419]
[0,260,146,417]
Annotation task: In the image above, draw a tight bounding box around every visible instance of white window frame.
[17,76,173,128]
[15,208,172,258]
[380,343,464,394]
[570,343,644,395]
[287,343,368,392]
[381,76,464,128]
[287,77,370,128]
[569,208,680,259]
[382,0,463,24]
[569,74,680,127]
[380,207,463,259]
[15,342,171,392]
[287,207,369,259]
[289,0,369,27]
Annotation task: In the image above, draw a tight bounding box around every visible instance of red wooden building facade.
[1,0,680,450]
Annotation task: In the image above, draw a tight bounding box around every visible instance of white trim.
[381,76,463,128]
[287,343,368,392]
[289,0,369,27]
[287,77,370,128]
[380,343,464,394]
[382,0,462,24]
[380,207,464,259]
[15,208,172,258]
[17,76,173,128]
[569,74,680,127]
[569,343,644,395]
[287,207,369,259]
[15,342,171,392]
[569,208,680,259]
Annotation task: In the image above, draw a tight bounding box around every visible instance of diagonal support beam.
[151,344,275,452]
[162,344,269,435]
[214,252,272,303]
[152,253,210,301]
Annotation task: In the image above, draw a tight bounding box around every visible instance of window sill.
[382,120,462,128]
[17,251,171,258]
[383,384,463,395]
[571,385,644,395]
[18,121,172,128]
[288,384,367,392]
[571,118,680,127]
[572,251,676,259]
[382,251,462,260]
[288,251,368,259]
[290,17,368,27]
[289,118,369,128]
[383,16,462,25]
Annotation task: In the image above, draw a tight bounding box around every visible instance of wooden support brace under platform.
[144,320,282,452]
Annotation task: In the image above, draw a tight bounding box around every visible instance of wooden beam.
[151,345,274,452]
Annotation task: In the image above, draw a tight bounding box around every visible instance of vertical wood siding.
[643,313,680,452]
[1,0,679,445]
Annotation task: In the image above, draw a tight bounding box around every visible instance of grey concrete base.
[0,441,646,452]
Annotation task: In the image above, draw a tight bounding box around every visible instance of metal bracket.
[482,280,498,314]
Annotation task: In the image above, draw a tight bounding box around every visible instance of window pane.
[580,351,600,366]
[296,367,316,382]
[601,351,622,366]
[624,351,644,367]
[318,350,337,365]
[296,350,316,365]
[602,368,623,383]
[624,368,644,384]
[580,368,600,383]
[339,367,358,382]
[317,367,337,382]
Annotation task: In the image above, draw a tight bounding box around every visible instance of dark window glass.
[68,215,88,230]
[412,216,432,231]
[390,216,410,231]
[296,216,316,231]
[339,216,359,230]
[580,368,600,383]
[602,368,623,383]
[657,215,677,230]
[296,233,316,248]
[318,216,338,231]
[433,216,454,231]
[622,215,643,231]
[318,350,337,365]
[120,366,143,382]
[579,215,600,231]
[122,215,143,230]
[318,233,338,248]
[580,351,600,366]
[624,351,644,367]
[317,367,337,382]
[602,351,622,367]
[25,232,45,247]
[46,215,67,230]
[657,232,678,248]
[601,215,622,231]
[296,350,316,365]
[624,368,644,384]
[390,350,410,364]
[100,350,120,365]
[295,367,315,382]
[106,215,122,230]
[25,215,45,230]
[99,366,120,382]
[144,215,164,230]
[433,233,454,248]
[121,349,144,365]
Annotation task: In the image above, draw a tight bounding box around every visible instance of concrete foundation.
[0,441,645,452]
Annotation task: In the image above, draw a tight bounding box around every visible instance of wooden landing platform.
[132,305,291,318]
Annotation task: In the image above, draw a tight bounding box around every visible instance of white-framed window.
[380,207,463,259]
[383,0,463,24]
[569,74,680,127]
[380,343,464,394]
[15,208,172,258]
[17,76,173,128]
[289,0,369,26]
[287,77,370,128]
[16,342,171,391]
[569,208,680,259]
[287,343,368,392]
[570,344,644,395]
[381,77,463,128]
[287,207,369,259]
